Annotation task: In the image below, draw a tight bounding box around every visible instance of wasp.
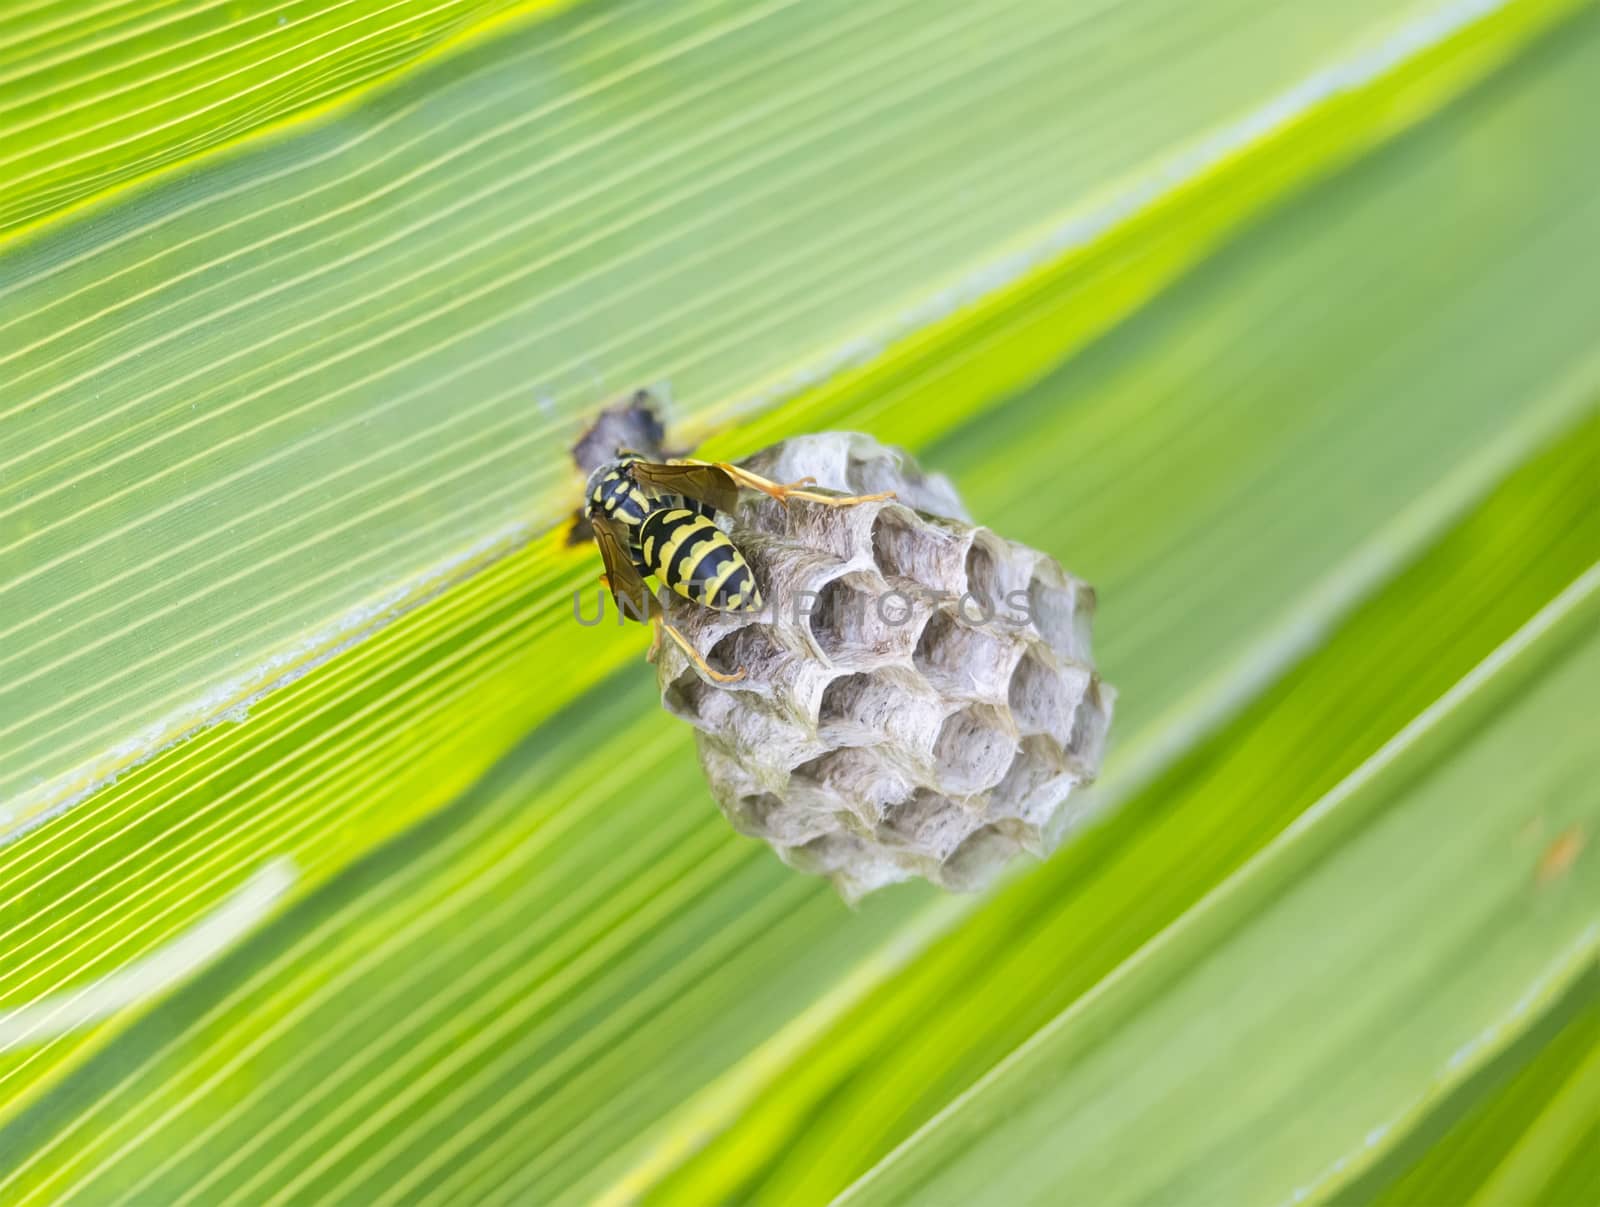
[585,453,892,682]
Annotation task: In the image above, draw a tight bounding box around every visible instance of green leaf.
[659,405,1600,1206]
[1351,968,1600,1205]
[841,566,1600,1206]
[0,0,554,238]
[3,0,1600,1200]
[1,0,1575,824]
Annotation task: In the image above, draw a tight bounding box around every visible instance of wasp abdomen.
[639,507,762,612]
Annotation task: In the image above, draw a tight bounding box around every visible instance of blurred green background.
[0,0,1596,1201]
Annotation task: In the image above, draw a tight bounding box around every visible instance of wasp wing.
[591,512,658,624]
[627,459,742,517]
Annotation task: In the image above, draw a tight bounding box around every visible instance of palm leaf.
[843,567,1600,1205]
[1,0,1597,1201]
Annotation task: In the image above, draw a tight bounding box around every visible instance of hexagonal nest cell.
[653,431,1115,900]
[807,573,912,666]
[913,608,1021,703]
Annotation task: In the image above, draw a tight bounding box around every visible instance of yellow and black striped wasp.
[585,453,892,682]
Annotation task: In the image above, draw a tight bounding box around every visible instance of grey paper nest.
[655,433,1114,900]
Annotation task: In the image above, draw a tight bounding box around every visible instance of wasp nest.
[652,433,1114,900]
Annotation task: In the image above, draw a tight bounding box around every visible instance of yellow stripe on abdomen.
[639,508,760,612]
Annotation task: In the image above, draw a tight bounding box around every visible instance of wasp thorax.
[653,432,1114,900]
[585,456,645,523]
[583,460,616,502]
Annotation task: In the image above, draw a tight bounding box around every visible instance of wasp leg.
[711,461,896,508]
[655,617,746,683]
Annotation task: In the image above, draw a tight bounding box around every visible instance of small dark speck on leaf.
[1536,826,1585,885]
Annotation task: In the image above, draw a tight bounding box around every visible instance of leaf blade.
[842,566,1600,1206]
[3,0,1570,822]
